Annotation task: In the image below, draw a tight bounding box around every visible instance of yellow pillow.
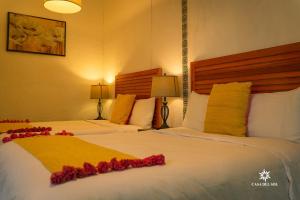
[204,82,252,137]
[110,94,136,124]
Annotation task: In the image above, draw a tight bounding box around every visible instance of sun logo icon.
[259,169,271,182]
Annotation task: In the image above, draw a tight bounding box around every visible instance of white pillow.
[102,99,115,120]
[129,97,156,129]
[182,91,209,131]
[248,87,300,141]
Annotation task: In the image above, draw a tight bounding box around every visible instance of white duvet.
[0,127,299,200]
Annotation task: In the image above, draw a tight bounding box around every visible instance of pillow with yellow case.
[110,94,136,124]
[204,82,252,137]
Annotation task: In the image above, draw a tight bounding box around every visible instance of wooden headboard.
[115,68,162,129]
[191,42,300,94]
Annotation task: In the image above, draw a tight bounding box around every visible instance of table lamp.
[151,74,179,129]
[90,84,109,120]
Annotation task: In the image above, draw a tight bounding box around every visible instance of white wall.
[0,0,104,121]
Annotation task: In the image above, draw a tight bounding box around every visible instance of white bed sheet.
[31,120,141,135]
[0,127,299,200]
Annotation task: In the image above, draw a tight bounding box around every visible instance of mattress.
[0,127,299,200]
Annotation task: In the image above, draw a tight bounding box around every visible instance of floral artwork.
[7,12,66,56]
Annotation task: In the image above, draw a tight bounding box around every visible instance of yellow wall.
[189,0,300,61]
[101,0,300,127]
[102,0,183,127]
[0,0,103,121]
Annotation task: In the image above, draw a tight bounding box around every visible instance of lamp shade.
[44,0,82,14]
[90,85,109,99]
[151,75,180,97]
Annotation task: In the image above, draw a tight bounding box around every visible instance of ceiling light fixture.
[44,0,82,14]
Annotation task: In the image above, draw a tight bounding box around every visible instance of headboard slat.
[116,78,152,85]
[194,43,300,67]
[195,71,300,85]
[195,65,300,81]
[195,52,300,72]
[191,42,300,94]
[195,57,300,76]
[116,82,152,88]
[115,68,162,129]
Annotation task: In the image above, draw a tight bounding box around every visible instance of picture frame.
[7,12,66,56]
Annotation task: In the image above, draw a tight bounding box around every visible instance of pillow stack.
[103,94,156,129]
[183,82,300,142]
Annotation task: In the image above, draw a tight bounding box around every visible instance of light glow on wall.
[104,71,116,84]
[67,65,102,81]
[81,68,102,81]
[105,75,115,84]
[163,65,182,76]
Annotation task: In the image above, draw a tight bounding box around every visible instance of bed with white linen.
[0,129,299,200]
[6,68,163,136]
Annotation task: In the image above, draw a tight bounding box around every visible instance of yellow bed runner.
[14,136,136,173]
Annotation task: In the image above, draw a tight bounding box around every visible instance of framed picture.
[7,12,66,56]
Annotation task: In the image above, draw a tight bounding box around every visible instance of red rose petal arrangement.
[51,154,166,185]
[2,129,75,144]
[55,130,74,136]
[2,131,51,143]
[0,119,30,123]
[7,127,52,134]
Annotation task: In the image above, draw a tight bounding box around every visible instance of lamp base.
[94,98,105,120]
[159,97,170,129]
[159,122,169,129]
[94,116,105,120]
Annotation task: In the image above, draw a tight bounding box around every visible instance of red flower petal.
[83,162,97,176]
[50,172,64,185]
[76,167,87,178]
[10,133,18,140]
[2,137,12,143]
